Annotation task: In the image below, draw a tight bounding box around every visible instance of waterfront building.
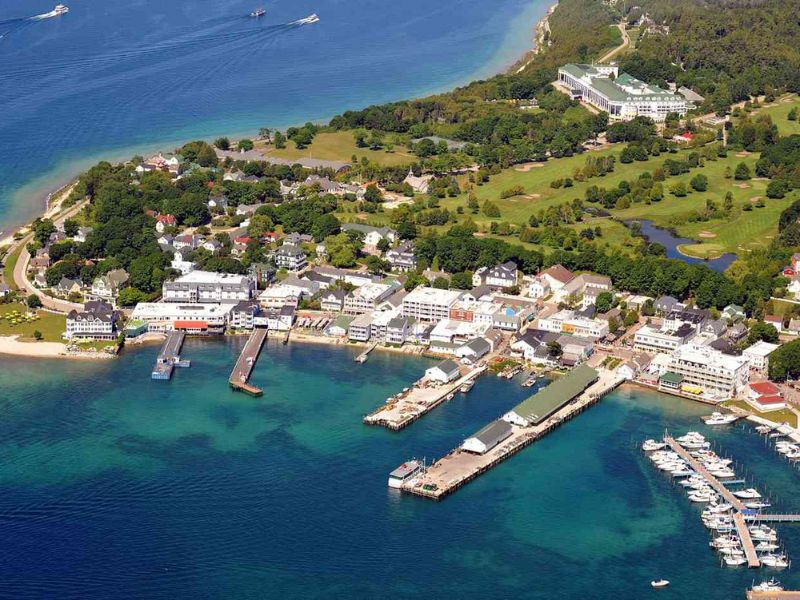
[130,302,234,333]
[386,316,411,345]
[385,241,417,272]
[511,329,560,364]
[325,315,354,337]
[320,288,347,312]
[503,365,598,427]
[348,313,373,342]
[472,261,519,289]
[65,300,118,341]
[461,419,513,454]
[666,344,750,398]
[745,381,786,412]
[537,309,609,339]
[230,300,260,330]
[425,359,461,384]
[617,353,652,380]
[556,335,593,366]
[274,244,308,272]
[557,64,687,122]
[633,323,696,354]
[742,340,779,373]
[454,337,492,364]
[343,282,395,315]
[262,305,295,331]
[162,271,255,304]
[402,287,463,322]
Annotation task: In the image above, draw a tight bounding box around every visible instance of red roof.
[750,381,780,396]
[174,320,208,329]
[765,315,782,323]
[680,132,694,139]
[541,264,574,284]
[157,214,176,224]
[756,394,785,405]
[234,236,253,244]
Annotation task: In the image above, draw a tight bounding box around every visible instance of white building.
[89,269,129,303]
[343,283,395,315]
[348,313,373,341]
[537,309,609,339]
[274,245,308,272]
[472,261,518,289]
[666,344,750,398]
[162,271,255,304]
[557,64,687,122]
[461,419,513,454]
[743,341,780,373]
[633,323,696,354]
[65,301,118,340]
[425,359,461,384]
[130,302,235,333]
[402,287,463,322]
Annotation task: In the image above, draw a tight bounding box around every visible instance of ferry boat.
[459,379,474,393]
[388,460,422,489]
[250,7,266,17]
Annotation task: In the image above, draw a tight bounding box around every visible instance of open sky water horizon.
[0,0,549,232]
[1,340,800,597]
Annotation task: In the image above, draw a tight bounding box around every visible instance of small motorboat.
[250,7,266,17]
[642,439,665,452]
[650,580,670,588]
[760,554,790,568]
[755,425,773,435]
[755,542,780,552]
[752,578,783,592]
[734,488,761,499]
[703,412,737,425]
[724,556,747,566]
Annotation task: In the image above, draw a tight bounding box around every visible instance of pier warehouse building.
[503,365,598,427]
[557,64,687,122]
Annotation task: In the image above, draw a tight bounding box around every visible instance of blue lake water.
[629,219,738,272]
[0,339,799,598]
[0,0,548,231]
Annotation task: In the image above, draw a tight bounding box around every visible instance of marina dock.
[364,365,487,430]
[733,512,761,568]
[748,592,800,599]
[355,342,377,363]
[151,331,189,380]
[402,368,622,499]
[229,328,268,396]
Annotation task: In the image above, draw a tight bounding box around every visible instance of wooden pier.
[229,328,268,396]
[663,436,747,511]
[748,591,800,599]
[364,365,487,431]
[744,514,800,523]
[151,331,188,380]
[355,342,377,363]
[402,372,623,499]
[733,512,761,568]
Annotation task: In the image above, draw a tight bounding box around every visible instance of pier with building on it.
[401,367,623,499]
[229,328,268,396]
[363,364,487,431]
[151,331,189,380]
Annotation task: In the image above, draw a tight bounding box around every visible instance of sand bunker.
[523,193,542,200]
[735,151,750,157]
[514,162,545,172]
[698,231,717,238]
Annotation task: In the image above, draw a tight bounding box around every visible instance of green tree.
[117,287,147,307]
[432,276,450,289]
[214,137,230,150]
[747,321,779,344]
[595,291,613,313]
[482,201,500,218]
[63,218,79,237]
[33,330,43,341]
[237,139,254,152]
[26,294,42,309]
[734,162,751,180]
[273,131,286,149]
[363,184,382,203]
[690,174,708,192]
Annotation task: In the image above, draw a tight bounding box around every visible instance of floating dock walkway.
[151,331,189,380]
[402,368,623,499]
[355,342,377,363]
[229,328,268,396]
[364,365,487,431]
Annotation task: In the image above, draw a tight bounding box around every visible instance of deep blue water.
[1,339,800,598]
[630,219,738,272]
[0,0,547,231]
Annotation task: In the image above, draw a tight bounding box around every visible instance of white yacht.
[642,439,665,452]
[734,488,762,499]
[752,578,783,592]
[650,580,669,588]
[744,501,771,510]
[53,4,69,15]
[724,556,747,566]
[754,542,780,552]
[718,547,744,556]
[760,554,789,568]
[387,460,422,488]
[703,412,738,425]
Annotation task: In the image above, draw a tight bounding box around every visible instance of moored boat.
[388,460,422,488]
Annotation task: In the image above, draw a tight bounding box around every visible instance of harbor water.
[0,339,799,598]
[0,0,549,231]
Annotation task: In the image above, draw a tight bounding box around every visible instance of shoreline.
[0,0,554,239]
[509,2,557,75]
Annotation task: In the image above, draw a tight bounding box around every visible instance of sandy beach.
[0,335,67,358]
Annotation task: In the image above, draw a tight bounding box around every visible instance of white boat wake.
[290,13,319,25]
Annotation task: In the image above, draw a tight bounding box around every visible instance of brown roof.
[541,264,574,284]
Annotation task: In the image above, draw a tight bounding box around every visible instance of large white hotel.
[557,64,687,122]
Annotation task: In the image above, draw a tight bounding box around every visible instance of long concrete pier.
[151,331,187,380]
[364,365,487,431]
[229,328,268,396]
[733,512,761,568]
[402,371,623,499]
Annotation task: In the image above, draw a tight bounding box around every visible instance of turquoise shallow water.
[0,0,548,231]
[1,339,799,598]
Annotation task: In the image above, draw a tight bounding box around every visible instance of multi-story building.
[472,261,518,289]
[666,344,750,398]
[402,287,463,322]
[537,309,609,339]
[320,288,347,312]
[385,241,417,272]
[386,316,411,345]
[633,323,697,354]
[273,244,308,272]
[65,301,118,340]
[130,302,235,333]
[343,283,395,315]
[89,269,129,304]
[557,64,687,122]
[663,308,708,332]
[743,341,780,373]
[230,300,260,330]
[162,271,255,304]
[348,313,373,341]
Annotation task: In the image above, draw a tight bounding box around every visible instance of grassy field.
[744,94,800,136]
[0,303,65,342]
[438,145,793,258]
[264,131,416,167]
[724,399,798,428]
[2,244,21,290]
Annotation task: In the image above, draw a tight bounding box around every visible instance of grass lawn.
[723,399,798,428]
[0,303,65,342]
[439,145,792,258]
[742,94,800,136]
[264,131,416,167]
[2,244,22,290]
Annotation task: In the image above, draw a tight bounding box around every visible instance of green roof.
[660,372,683,384]
[512,365,598,425]
[333,315,355,329]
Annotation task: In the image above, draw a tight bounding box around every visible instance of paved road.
[12,200,88,314]
[598,23,630,64]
